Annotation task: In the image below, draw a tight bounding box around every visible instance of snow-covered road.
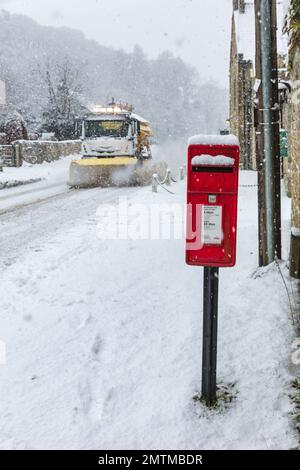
[0,155,77,213]
[0,166,298,450]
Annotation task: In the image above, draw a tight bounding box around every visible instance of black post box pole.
[201,266,219,406]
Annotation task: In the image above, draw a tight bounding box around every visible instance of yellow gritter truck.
[68,102,154,188]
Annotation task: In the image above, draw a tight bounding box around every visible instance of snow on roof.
[85,112,150,124]
[278,80,291,91]
[234,3,255,63]
[282,0,291,19]
[0,80,6,106]
[277,2,289,56]
[233,2,287,64]
[86,113,127,121]
[131,113,149,124]
[188,134,239,146]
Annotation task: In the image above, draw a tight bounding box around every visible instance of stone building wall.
[229,10,255,170]
[290,48,300,233]
[282,94,292,198]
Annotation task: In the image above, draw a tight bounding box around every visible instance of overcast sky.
[0,0,232,85]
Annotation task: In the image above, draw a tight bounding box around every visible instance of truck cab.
[81,106,152,161]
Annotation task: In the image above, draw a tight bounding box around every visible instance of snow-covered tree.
[0,10,228,141]
[41,61,83,140]
[4,111,28,143]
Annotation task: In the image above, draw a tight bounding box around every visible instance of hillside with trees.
[0,10,228,140]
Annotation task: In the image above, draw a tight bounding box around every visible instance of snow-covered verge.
[0,154,79,213]
[0,154,77,188]
[0,170,298,449]
[0,177,43,190]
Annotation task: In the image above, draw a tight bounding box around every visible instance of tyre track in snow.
[0,181,66,204]
[0,176,71,214]
[0,185,139,270]
[0,182,143,449]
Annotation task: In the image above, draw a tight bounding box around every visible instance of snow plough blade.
[68,157,167,188]
[68,157,138,188]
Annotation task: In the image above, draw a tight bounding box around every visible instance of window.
[85,120,129,138]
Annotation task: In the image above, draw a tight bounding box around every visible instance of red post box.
[186,135,239,268]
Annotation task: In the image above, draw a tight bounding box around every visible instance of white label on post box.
[202,205,223,245]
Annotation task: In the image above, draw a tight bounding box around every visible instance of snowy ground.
[0,155,76,186]
[0,157,298,449]
[0,155,76,213]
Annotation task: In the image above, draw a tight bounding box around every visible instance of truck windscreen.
[85,120,129,138]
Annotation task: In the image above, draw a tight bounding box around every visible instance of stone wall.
[289,48,300,234]
[0,144,15,166]
[16,140,81,165]
[282,95,292,198]
[0,140,81,168]
[287,47,300,277]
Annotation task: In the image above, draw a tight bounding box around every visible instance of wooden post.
[152,174,158,193]
[271,0,282,260]
[165,169,171,186]
[255,0,281,265]
[14,142,22,167]
[255,0,266,266]
[290,234,300,278]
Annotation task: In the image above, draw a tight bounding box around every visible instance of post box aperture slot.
[192,166,233,173]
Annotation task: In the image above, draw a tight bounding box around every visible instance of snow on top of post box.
[188,134,239,146]
[191,155,235,166]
